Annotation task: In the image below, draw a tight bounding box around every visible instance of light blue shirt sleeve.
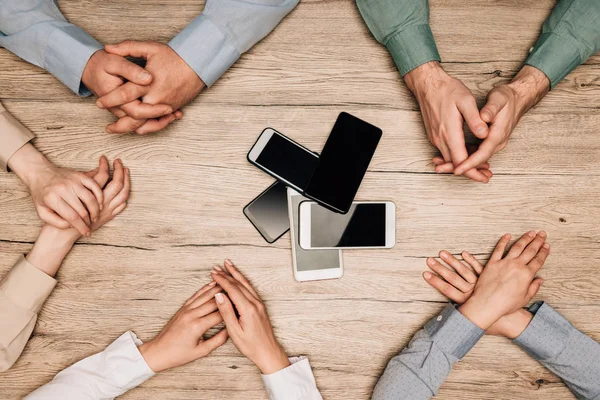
[0,0,103,96]
[372,304,485,400]
[168,0,299,87]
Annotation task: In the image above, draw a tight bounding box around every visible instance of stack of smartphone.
[244,112,396,282]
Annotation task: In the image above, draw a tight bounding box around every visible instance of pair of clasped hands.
[82,41,205,135]
[406,61,549,184]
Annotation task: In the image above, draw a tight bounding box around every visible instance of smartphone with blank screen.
[299,201,395,249]
[247,128,320,193]
[243,181,289,243]
[303,112,382,214]
[288,188,343,281]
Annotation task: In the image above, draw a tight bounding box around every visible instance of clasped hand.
[82,42,206,135]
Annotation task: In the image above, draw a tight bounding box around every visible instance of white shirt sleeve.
[26,331,155,400]
[261,356,323,400]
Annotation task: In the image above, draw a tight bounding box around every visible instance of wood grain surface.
[1,1,599,399]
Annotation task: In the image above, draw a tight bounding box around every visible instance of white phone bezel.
[299,201,396,250]
[288,188,343,281]
[248,128,317,193]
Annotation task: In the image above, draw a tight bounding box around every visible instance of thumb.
[195,329,229,358]
[480,91,505,123]
[215,293,242,335]
[457,98,488,139]
[104,41,156,59]
[525,277,544,302]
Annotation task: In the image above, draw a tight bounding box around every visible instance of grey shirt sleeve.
[514,302,600,400]
[372,304,484,400]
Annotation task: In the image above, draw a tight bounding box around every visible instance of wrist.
[499,309,534,339]
[507,65,550,115]
[255,346,290,375]
[7,144,51,187]
[27,225,78,277]
[138,340,165,373]
[458,297,499,331]
[404,61,447,94]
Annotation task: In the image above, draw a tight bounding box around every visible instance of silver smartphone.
[287,188,343,281]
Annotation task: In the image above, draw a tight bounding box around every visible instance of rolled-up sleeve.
[356,0,440,76]
[168,0,299,87]
[372,304,484,400]
[525,0,600,88]
[0,255,57,372]
[0,103,35,171]
[0,0,103,95]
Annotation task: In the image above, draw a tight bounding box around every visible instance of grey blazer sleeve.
[514,302,600,399]
[372,304,484,400]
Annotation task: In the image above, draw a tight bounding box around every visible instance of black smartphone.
[247,128,320,193]
[303,112,382,214]
[243,181,290,243]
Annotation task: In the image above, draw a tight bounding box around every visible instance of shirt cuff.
[261,356,319,400]
[525,32,583,89]
[513,301,574,360]
[103,331,155,390]
[425,304,484,359]
[0,255,57,314]
[0,106,35,171]
[168,14,240,87]
[385,24,441,76]
[44,24,103,96]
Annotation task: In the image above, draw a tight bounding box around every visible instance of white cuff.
[261,356,322,400]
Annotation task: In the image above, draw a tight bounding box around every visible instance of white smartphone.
[299,201,396,250]
[288,188,343,281]
[247,128,319,192]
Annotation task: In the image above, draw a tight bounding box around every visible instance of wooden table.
[1,1,599,399]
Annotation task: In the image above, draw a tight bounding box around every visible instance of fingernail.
[96,100,105,109]
[140,71,152,81]
[440,251,448,259]
[423,272,432,280]
[426,257,434,266]
[93,217,98,223]
[213,265,223,272]
[85,232,91,238]
[224,259,232,266]
[215,293,224,304]
[476,127,486,136]
[208,281,216,287]
[539,231,547,238]
[543,243,550,249]
[106,128,114,134]
[528,231,535,237]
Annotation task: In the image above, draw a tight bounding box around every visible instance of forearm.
[514,302,600,399]
[508,66,550,116]
[525,0,600,88]
[168,0,299,87]
[27,225,79,278]
[0,0,102,95]
[373,305,484,399]
[356,0,440,76]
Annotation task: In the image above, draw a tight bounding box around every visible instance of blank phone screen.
[307,203,387,247]
[304,113,382,213]
[244,181,289,243]
[255,133,319,190]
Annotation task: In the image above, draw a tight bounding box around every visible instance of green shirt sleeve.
[525,0,600,88]
[356,0,440,76]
